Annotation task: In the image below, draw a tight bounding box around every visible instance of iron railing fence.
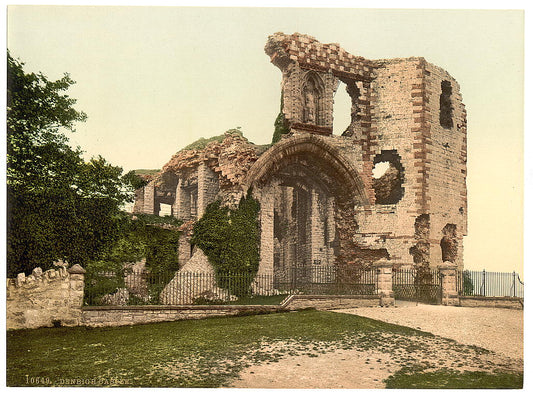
[84,266,378,306]
[392,268,442,304]
[458,270,524,298]
[275,266,378,295]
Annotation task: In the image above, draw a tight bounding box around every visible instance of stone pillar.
[176,180,192,221]
[197,163,207,218]
[374,259,394,307]
[310,188,324,270]
[142,181,156,214]
[326,197,335,246]
[132,187,145,213]
[173,179,182,218]
[439,261,460,306]
[67,264,86,326]
[258,190,274,266]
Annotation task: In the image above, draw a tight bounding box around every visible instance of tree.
[7,52,135,277]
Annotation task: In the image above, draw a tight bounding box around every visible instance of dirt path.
[231,305,523,388]
[231,349,398,389]
[334,303,524,360]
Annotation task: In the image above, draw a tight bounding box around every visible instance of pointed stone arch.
[246,134,372,278]
[246,133,369,206]
[301,71,326,126]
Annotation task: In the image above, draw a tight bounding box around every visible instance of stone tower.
[257,32,467,271]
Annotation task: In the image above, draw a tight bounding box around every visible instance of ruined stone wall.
[352,58,427,263]
[280,62,338,131]
[422,61,467,269]
[6,264,86,330]
[346,57,467,268]
[133,187,145,213]
[197,163,219,218]
[130,33,467,273]
[265,33,374,137]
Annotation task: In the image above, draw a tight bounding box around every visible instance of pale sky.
[6,5,524,273]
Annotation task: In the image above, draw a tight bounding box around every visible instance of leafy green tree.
[6,52,135,276]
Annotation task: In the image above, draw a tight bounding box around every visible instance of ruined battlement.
[6,263,86,329]
[6,266,69,290]
[265,32,374,81]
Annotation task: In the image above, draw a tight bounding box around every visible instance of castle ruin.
[133,32,467,281]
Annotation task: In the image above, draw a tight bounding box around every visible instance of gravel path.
[334,302,523,360]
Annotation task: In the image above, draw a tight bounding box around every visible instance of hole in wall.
[440,223,458,263]
[159,203,172,216]
[440,80,453,129]
[409,214,430,267]
[372,161,391,178]
[372,150,405,204]
[332,81,352,135]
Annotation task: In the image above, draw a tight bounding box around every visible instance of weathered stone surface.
[131,32,467,285]
[6,265,85,330]
[81,305,281,328]
[159,249,237,304]
[67,264,86,274]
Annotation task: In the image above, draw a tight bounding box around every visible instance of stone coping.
[458,296,522,301]
[284,294,378,299]
[83,295,379,311]
[82,304,281,311]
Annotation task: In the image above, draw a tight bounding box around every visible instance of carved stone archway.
[246,134,370,280]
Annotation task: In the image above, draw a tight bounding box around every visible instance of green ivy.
[191,194,260,296]
[272,92,289,144]
[84,214,181,304]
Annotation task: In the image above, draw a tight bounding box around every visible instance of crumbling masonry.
[133,33,467,282]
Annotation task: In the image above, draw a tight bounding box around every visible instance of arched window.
[302,72,325,125]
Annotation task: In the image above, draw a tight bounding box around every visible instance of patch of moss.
[181,128,244,151]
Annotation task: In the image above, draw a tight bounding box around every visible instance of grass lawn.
[6,310,522,388]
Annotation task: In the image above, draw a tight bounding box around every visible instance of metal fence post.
[482,269,486,296]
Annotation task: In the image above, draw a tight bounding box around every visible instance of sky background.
[7,6,524,273]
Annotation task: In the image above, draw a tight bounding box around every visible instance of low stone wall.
[82,305,281,327]
[7,264,86,330]
[459,296,523,309]
[281,295,380,310]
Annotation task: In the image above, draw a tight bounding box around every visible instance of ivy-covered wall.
[191,194,260,294]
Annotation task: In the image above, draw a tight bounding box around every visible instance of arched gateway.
[245,134,370,285]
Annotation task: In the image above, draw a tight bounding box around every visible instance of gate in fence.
[392,268,442,304]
